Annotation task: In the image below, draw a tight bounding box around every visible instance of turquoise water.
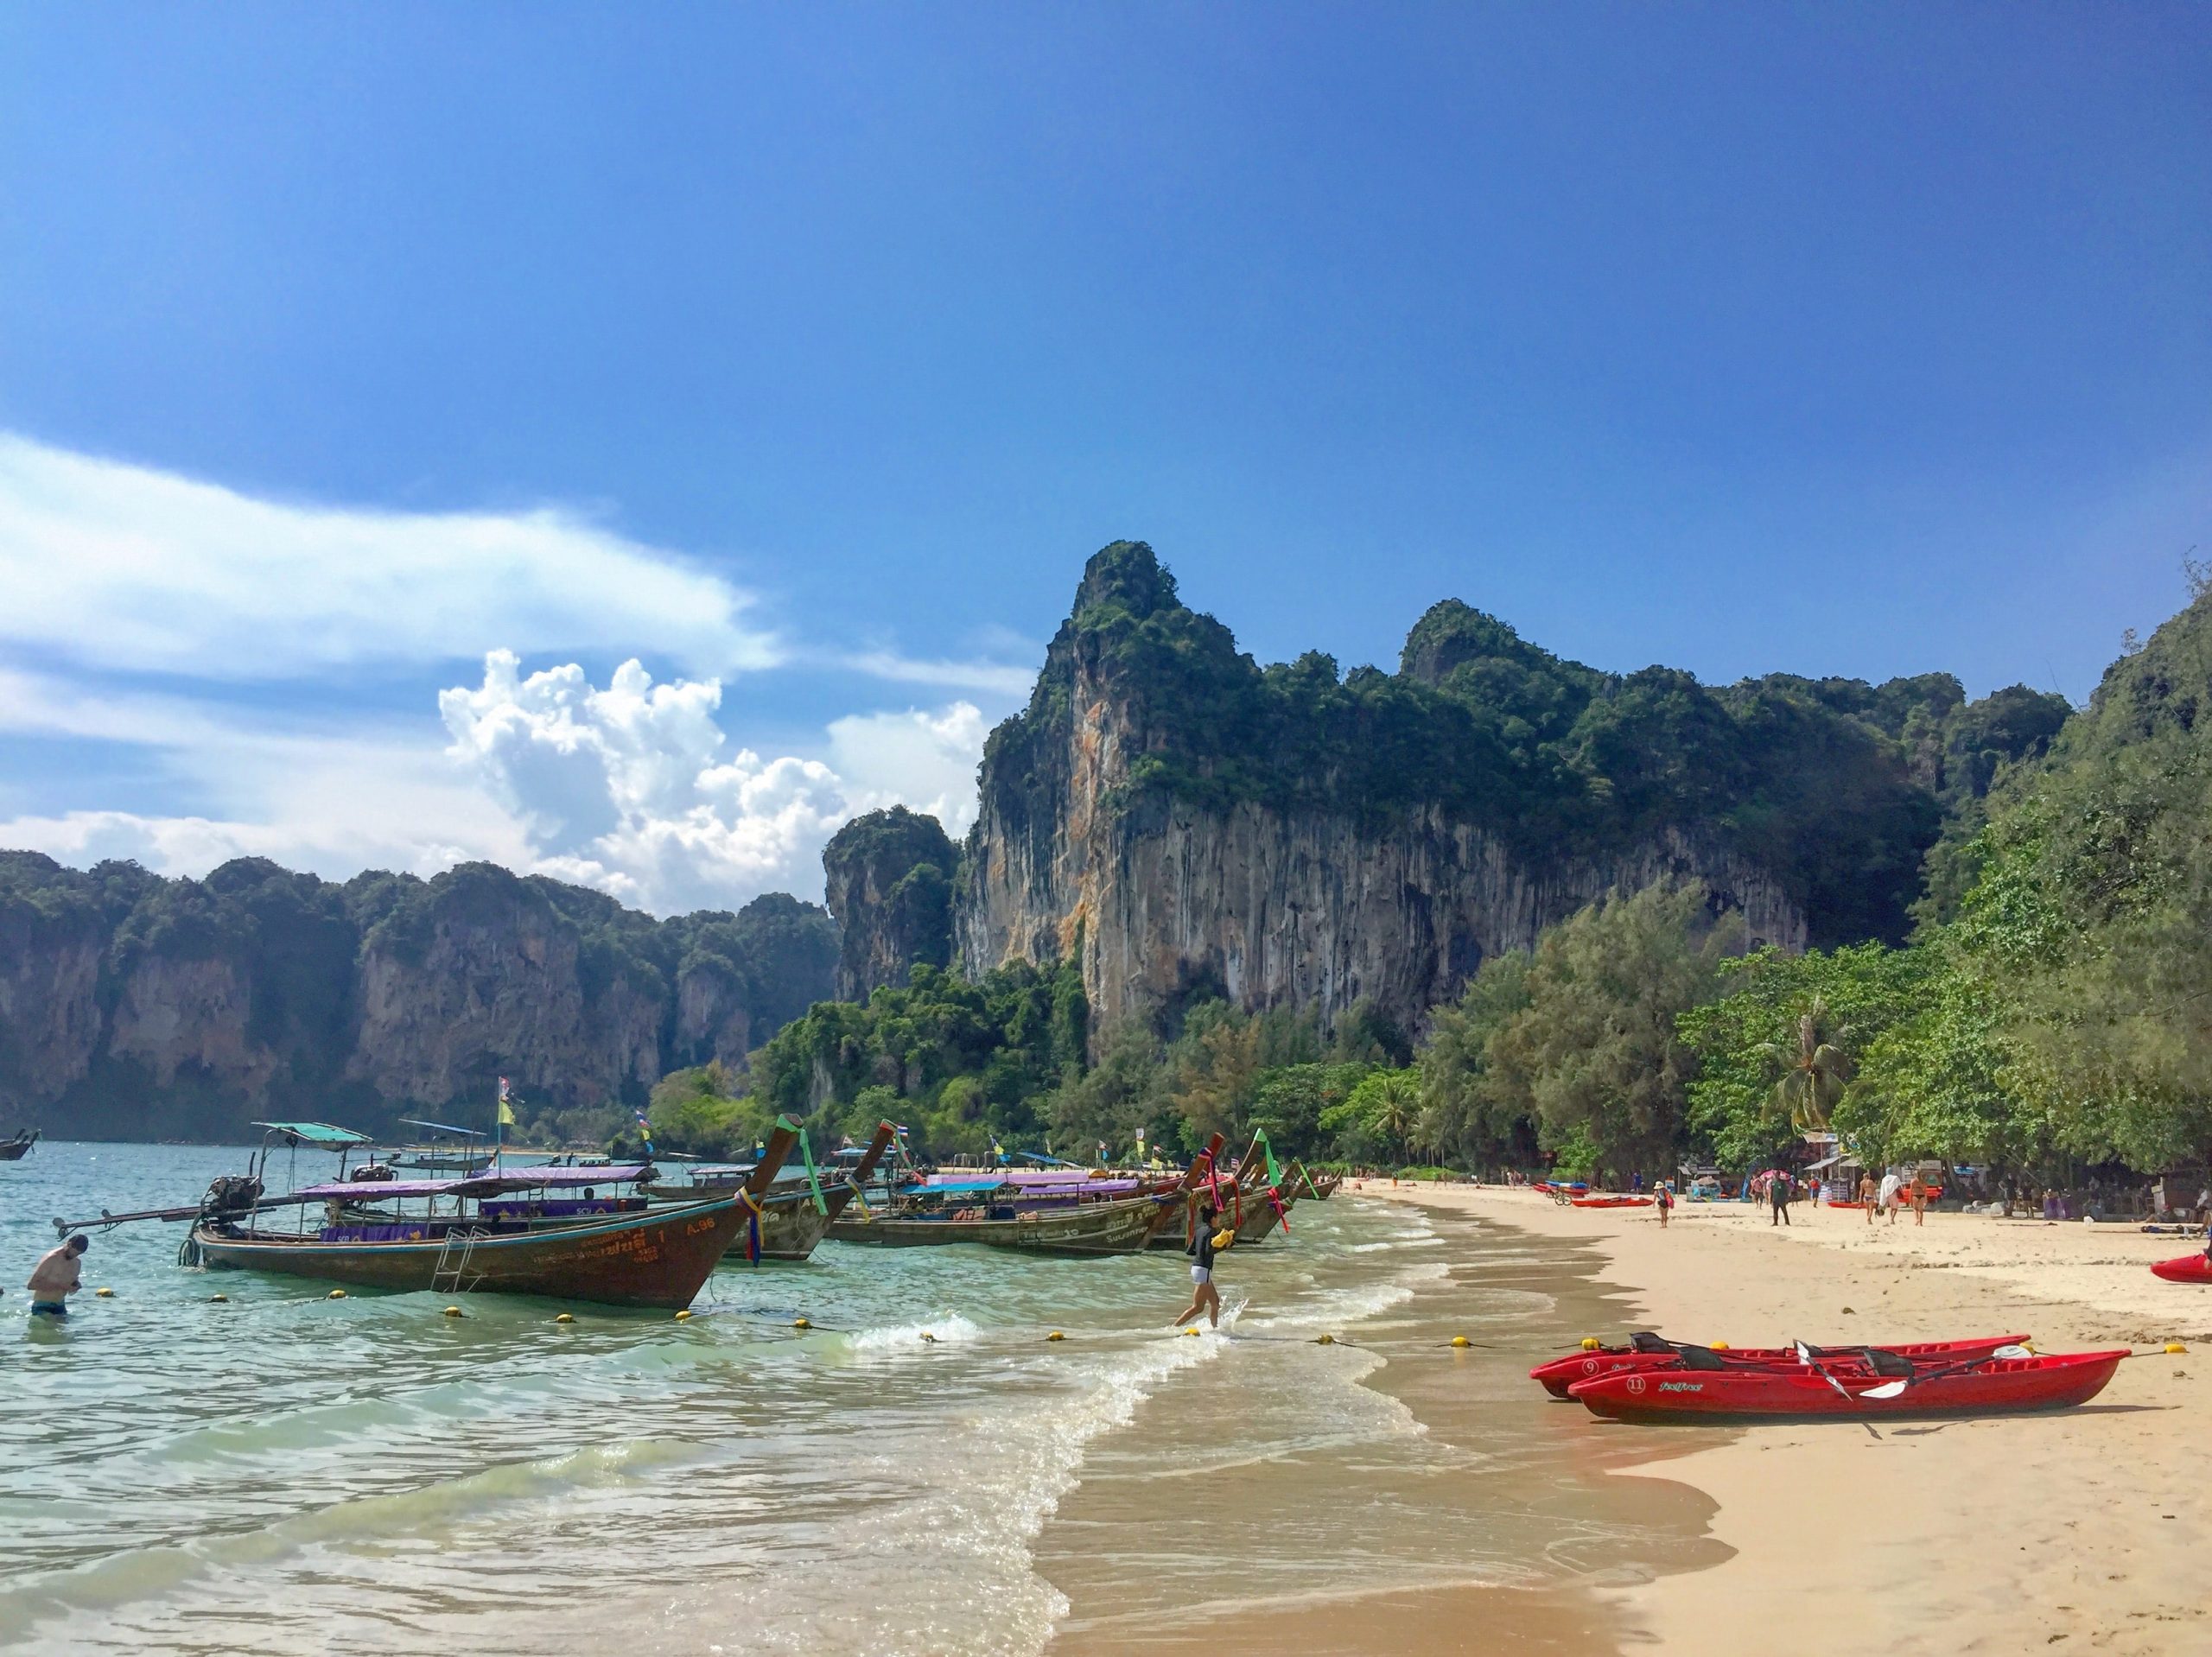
[1,1144,1701,1655]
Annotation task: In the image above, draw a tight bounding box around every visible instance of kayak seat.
[1672,1343,1731,1371]
[1627,1331,1675,1354]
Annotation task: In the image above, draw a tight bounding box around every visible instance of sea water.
[0,1145,1713,1655]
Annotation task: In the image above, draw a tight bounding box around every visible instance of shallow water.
[1,1146,1711,1655]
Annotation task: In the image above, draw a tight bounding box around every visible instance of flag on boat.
[990,1137,1006,1165]
[634,1109,657,1157]
[496,1076,516,1127]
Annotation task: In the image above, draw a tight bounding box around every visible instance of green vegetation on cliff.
[984,542,2065,946]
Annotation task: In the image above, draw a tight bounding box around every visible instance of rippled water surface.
[2,1145,1707,1655]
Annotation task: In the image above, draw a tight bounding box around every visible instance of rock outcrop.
[0,853,836,1139]
[951,541,1965,1040]
[823,808,957,1000]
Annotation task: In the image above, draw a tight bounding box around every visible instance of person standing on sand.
[1910,1176,1929,1226]
[1878,1169,1904,1224]
[1656,1181,1674,1228]
[1858,1171,1878,1223]
[1173,1203,1225,1329]
[27,1234,86,1319]
[1770,1172,1792,1227]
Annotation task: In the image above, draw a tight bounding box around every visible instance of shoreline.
[1365,1183,2212,1655]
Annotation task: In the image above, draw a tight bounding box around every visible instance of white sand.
[1365,1182,2212,1655]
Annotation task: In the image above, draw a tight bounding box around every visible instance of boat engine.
[201,1173,264,1216]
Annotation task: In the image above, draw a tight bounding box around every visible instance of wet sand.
[1363,1184,2212,1656]
[1042,1201,1727,1656]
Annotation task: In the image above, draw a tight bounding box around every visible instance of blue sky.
[2,4,2207,911]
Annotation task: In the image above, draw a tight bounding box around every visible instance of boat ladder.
[430,1226,491,1296]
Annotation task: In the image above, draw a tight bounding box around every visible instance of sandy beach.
[1367,1183,2212,1655]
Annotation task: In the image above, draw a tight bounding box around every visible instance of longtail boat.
[162,1121,801,1308]
[1225,1134,1298,1245]
[0,1127,38,1161]
[831,1133,1224,1256]
[1529,1332,2035,1400]
[648,1121,899,1262]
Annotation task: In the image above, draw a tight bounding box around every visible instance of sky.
[2,4,2207,914]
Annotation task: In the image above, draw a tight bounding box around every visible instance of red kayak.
[1531,1333,2031,1399]
[1568,1348,2125,1419]
[1571,1196,1654,1209]
[2151,1253,2212,1283]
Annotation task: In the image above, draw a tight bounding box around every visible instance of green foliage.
[1483,883,1743,1172]
[647,1062,773,1160]
[985,543,2055,947]
[1416,952,1536,1165]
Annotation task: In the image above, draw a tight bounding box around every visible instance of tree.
[1487,882,1744,1172]
[1416,951,1535,1165]
[1768,998,1852,1132]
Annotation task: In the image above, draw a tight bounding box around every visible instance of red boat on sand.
[1571,1195,1653,1209]
[2151,1253,2212,1284]
[1568,1347,2125,1419]
[1530,1332,2033,1399]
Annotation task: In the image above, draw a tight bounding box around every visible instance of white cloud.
[843,649,1039,697]
[438,652,985,913]
[0,432,779,677]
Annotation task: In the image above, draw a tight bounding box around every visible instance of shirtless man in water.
[1173,1203,1224,1328]
[27,1234,86,1319]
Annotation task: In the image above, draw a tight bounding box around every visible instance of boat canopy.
[296,1165,652,1201]
[399,1117,487,1138]
[251,1121,374,1146]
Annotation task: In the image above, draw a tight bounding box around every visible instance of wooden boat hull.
[1232,1184,1295,1244]
[829,1192,1171,1255]
[1531,1334,2033,1399]
[188,1197,749,1309]
[1568,1349,2123,1419]
[0,1139,35,1162]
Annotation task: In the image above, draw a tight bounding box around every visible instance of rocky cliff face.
[0,853,836,1138]
[950,541,1970,1040]
[823,807,957,1000]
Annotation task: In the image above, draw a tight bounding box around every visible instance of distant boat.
[832,1133,1224,1256]
[0,1128,38,1161]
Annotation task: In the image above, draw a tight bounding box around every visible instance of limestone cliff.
[954,541,2010,1039]
[0,853,836,1139]
[823,807,957,1000]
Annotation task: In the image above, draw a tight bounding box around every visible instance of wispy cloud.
[843,648,1039,698]
[0,432,781,678]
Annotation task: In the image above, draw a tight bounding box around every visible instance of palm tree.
[1374,1068,1421,1159]
[1767,998,1852,1132]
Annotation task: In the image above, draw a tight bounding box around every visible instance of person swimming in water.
[1172,1203,1225,1329]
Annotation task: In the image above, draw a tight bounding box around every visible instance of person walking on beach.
[1770,1172,1792,1227]
[1909,1175,1929,1227]
[27,1234,86,1319]
[1858,1170,1878,1224]
[1878,1169,1904,1224]
[1173,1203,1225,1329]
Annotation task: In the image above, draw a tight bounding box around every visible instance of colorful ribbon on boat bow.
[1253,1128,1290,1235]
[738,1190,763,1264]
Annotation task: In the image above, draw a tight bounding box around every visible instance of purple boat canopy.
[296,1165,651,1201]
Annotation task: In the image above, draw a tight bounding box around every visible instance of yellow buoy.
[95,1287,114,1298]
[1184,1326,1201,1336]
[1710,1340,1730,1350]
[674,1309,693,1321]
[2165,1342,2189,1354]
[209,1293,229,1304]
[1046,1330,1065,1342]
[1314,1334,1336,1345]
[1580,1336,1600,1351]
[442,1305,465,1317]
[792,1317,811,1330]
[919,1330,936,1343]
[555,1312,575,1324]
[327,1289,347,1299]
[1450,1335,1470,1348]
